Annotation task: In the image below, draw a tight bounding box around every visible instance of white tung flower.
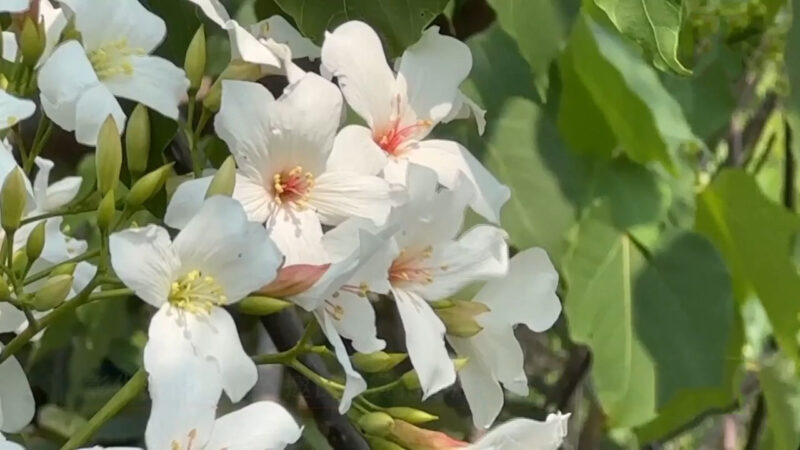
[110,196,283,406]
[167,74,396,265]
[37,0,189,145]
[0,344,34,439]
[321,21,510,223]
[466,413,570,450]
[449,248,562,429]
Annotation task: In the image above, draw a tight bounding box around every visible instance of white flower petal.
[60,0,166,53]
[413,225,509,301]
[317,311,366,413]
[397,27,472,124]
[214,80,274,180]
[103,55,188,120]
[41,0,68,63]
[327,125,387,176]
[405,139,510,223]
[253,15,320,60]
[310,171,393,226]
[442,90,486,135]
[2,31,17,62]
[326,290,385,354]
[477,248,561,333]
[0,441,25,450]
[184,0,230,28]
[173,196,282,302]
[392,288,455,399]
[109,225,178,308]
[267,207,327,266]
[0,303,26,334]
[185,307,257,403]
[74,83,125,146]
[232,173,273,223]
[144,306,221,450]
[321,21,397,129]
[448,334,505,428]
[0,351,34,433]
[204,401,302,450]
[164,176,213,230]
[0,90,35,130]
[33,157,82,211]
[393,176,471,248]
[226,20,282,69]
[466,413,570,450]
[265,72,342,172]
[37,41,100,133]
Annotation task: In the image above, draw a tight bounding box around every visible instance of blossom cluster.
[0,0,569,448]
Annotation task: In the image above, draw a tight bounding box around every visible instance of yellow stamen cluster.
[170,428,198,450]
[88,38,145,80]
[272,166,315,208]
[389,246,435,285]
[168,270,226,315]
[324,299,345,321]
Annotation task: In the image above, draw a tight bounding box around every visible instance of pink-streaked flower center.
[389,246,435,285]
[374,120,432,156]
[272,166,314,207]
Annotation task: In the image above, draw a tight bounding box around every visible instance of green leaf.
[147,0,203,62]
[695,169,800,363]
[564,14,697,173]
[564,205,735,428]
[487,0,580,99]
[592,157,672,230]
[273,0,448,57]
[759,352,800,450]
[594,0,691,75]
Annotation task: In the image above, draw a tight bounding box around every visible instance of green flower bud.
[357,412,395,437]
[384,407,438,425]
[96,116,122,196]
[365,436,405,450]
[205,156,236,199]
[203,60,262,112]
[11,249,27,279]
[97,190,115,231]
[51,262,76,277]
[351,351,407,373]
[125,104,151,177]
[25,220,46,263]
[239,295,292,316]
[1,167,28,232]
[20,17,45,67]
[435,300,489,338]
[32,274,73,311]
[184,25,206,90]
[0,276,10,299]
[127,163,174,209]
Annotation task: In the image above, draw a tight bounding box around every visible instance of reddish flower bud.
[260,263,330,297]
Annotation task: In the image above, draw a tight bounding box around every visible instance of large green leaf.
[564,14,697,173]
[594,0,691,75]
[759,353,800,450]
[564,206,735,428]
[273,0,448,57]
[487,0,579,99]
[695,170,800,363]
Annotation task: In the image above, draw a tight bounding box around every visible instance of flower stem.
[24,249,100,285]
[252,320,319,364]
[23,115,53,174]
[60,368,147,450]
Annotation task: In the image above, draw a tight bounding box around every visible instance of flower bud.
[384,407,438,425]
[389,420,467,449]
[365,436,405,450]
[260,263,330,297]
[125,104,151,177]
[357,412,395,437]
[184,25,206,91]
[203,60,262,111]
[127,163,174,209]
[19,16,45,67]
[239,295,292,316]
[1,167,28,232]
[96,190,115,231]
[95,116,122,196]
[32,274,73,311]
[205,156,236,199]
[351,351,407,374]
[25,220,46,263]
[51,262,76,277]
[0,276,10,299]
[435,300,489,338]
[12,249,27,279]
